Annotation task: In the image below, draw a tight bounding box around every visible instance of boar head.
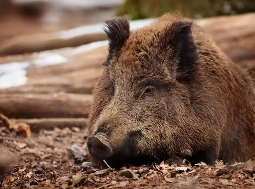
[87,15,230,168]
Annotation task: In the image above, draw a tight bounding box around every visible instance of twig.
[0,114,11,128]
[103,160,112,169]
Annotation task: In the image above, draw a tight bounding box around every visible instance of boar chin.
[90,148,189,168]
[88,136,176,168]
[91,150,162,169]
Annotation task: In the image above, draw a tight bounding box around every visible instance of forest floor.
[1,126,255,189]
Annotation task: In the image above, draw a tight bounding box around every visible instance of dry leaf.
[13,123,31,138]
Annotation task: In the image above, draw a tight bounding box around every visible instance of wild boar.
[87,13,255,168]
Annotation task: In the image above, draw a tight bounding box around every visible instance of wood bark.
[0,94,93,118]
[14,118,88,132]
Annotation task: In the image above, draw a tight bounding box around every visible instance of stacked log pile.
[0,44,107,131]
[0,13,254,132]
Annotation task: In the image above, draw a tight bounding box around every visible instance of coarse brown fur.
[87,13,255,168]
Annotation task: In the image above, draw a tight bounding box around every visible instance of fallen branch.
[14,118,88,132]
[0,113,11,128]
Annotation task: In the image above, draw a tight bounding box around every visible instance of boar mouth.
[87,131,190,168]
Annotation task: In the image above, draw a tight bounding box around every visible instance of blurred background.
[0,0,123,42]
[0,0,254,44]
[0,0,254,122]
[0,1,255,187]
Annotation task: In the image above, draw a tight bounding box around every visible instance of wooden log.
[0,93,93,119]
[14,118,88,132]
[0,32,106,56]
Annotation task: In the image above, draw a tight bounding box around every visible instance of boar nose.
[87,135,112,159]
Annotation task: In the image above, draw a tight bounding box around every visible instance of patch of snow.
[0,53,68,89]
[33,53,68,67]
[0,62,29,73]
[0,70,27,89]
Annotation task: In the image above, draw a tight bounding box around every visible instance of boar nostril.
[87,135,112,159]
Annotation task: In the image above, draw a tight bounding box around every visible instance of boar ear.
[164,21,197,79]
[103,17,130,66]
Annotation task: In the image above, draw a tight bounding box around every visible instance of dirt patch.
[1,127,255,188]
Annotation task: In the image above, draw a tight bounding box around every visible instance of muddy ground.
[1,126,255,189]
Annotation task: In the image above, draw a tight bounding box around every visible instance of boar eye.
[141,86,157,101]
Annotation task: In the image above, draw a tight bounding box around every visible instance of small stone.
[119,169,138,179]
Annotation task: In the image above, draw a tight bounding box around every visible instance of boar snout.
[87,134,112,160]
